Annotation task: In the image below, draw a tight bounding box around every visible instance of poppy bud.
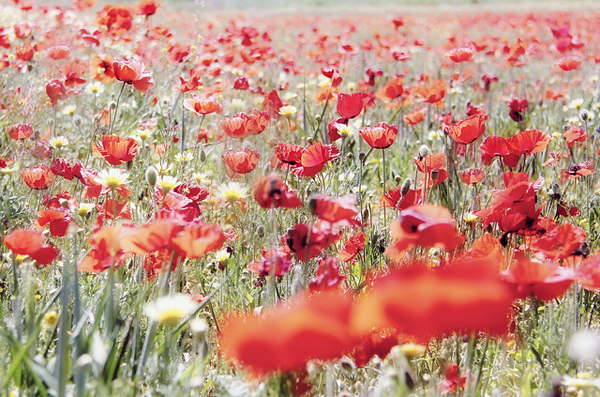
[308,196,317,215]
[430,169,439,183]
[315,114,322,122]
[145,165,158,188]
[306,138,313,145]
[358,151,366,163]
[200,150,207,162]
[550,183,561,200]
[109,101,117,110]
[362,206,370,224]
[256,225,266,237]
[401,178,412,196]
[418,144,430,161]
[346,152,353,161]
[394,175,402,183]
[378,237,386,253]
[73,115,82,127]
[126,160,134,170]
[581,111,589,122]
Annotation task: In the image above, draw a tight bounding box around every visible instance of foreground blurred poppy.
[387,205,464,259]
[577,254,600,291]
[253,173,302,209]
[532,224,585,261]
[359,122,398,149]
[220,292,357,375]
[92,135,138,166]
[444,114,487,145]
[222,148,260,174]
[20,164,56,190]
[352,259,514,341]
[501,259,575,301]
[4,229,58,265]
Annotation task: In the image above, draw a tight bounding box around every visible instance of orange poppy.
[112,58,153,91]
[312,194,359,226]
[221,109,269,138]
[4,229,58,265]
[92,135,138,166]
[414,153,449,187]
[444,114,488,145]
[78,225,129,273]
[89,54,114,83]
[184,94,222,116]
[222,148,260,174]
[8,123,33,140]
[561,161,595,183]
[415,80,447,105]
[458,168,485,185]
[35,209,71,237]
[556,55,582,71]
[563,126,587,149]
[337,232,366,262]
[403,106,428,126]
[46,45,70,60]
[291,142,340,177]
[20,164,56,190]
[253,173,302,209]
[507,129,552,155]
[170,223,226,259]
[386,204,464,259]
[501,259,575,301]
[359,122,398,149]
[352,258,514,341]
[219,291,357,375]
[376,77,403,103]
[337,92,371,119]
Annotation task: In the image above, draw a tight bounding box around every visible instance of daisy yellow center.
[222,189,243,204]
[50,137,69,149]
[157,308,188,327]
[279,105,297,118]
[338,125,352,138]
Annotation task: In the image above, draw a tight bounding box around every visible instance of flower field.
[1,0,600,395]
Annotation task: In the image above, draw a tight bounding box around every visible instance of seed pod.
[401,178,412,196]
[430,169,439,183]
[581,110,589,122]
[418,144,430,161]
[257,225,266,238]
[109,101,117,110]
[73,115,82,127]
[145,166,158,188]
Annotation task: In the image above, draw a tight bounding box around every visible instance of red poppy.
[352,258,514,341]
[508,129,552,155]
[35,209,71,237]
[46,45,70,60]
[262,89,284,118]
[112,59,153,91]
[359,122,398,149]
[416,80,447,105]
[445,46,474,63]
[311,194,359,226]
[351,332,398,367]
[327,117,348,142]
[222,148,260,174]
[414,153,449,187]
[441,363,469,394]
[403,106,428,126]
[380,186,421,210]
[176,68,202,93]
[561,161,595,183]
[174,183,209,203]
[78,225,130,273]
[62,62,87,87]
[556,55,581,71]
[501,259,575,301]
[337,232,366,262]
[92,135,138,166]
[184,95,222,116]
[120,218,184,257]
[309,257,346,291]
[274,143,304,167]
[564,126,587,149]
[458,168,485,185]
[253,173,302,209]
[89,54,114,83]
[480,136,520,168]
[286,222,341,260]
[219,291,357,375]
[532,224,585,261]
[137,0,159,16]
[386,205,464,259]
[170,222,226,259]
[8,123,34,140]
[509,98,528,122]
[20,164,56,190]
[376,77,404,103]
[221,110,269,138]
[291,142,340,177]
[462,233,505,266]
[46,79,70,102]
[4,229,58,265]
[248,247,292,277]
[577,254,600,291]
[337,93,371,119]
[444,114,488,145]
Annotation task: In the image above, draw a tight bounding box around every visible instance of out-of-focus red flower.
[441,363,469,394]
[359,122,398,149]
[222,148,260,174]
[337,232,366,262]
[501,259,575,301]
[322,67,343,87]
[14,22,32,39]
[577,254,600,291]
[253,173,302,209]
[564,126,587,149]
[248,247,292,277]
[219,291,358,375]
[415,80,447,105]
[46,45,70,60]
[508,129,551,155]
[62,62,87,87]
[16,43,34,62]
[509,98,528,122]
[233,77,250,90]
[458,168,485,184]
[137,0,159,16]
[8,123,33,140]
[351,332,398,367]
[352,258,514,341]
[386,205,464,259]
[380,186,421,210]
[89,54,114,83]
[444,114,488,145]
[96,5,133,35]
[532,224,585,260]
[561,161,595,183]
[445,46,474,63]
[337,93,371,119]
[4,229,58,265]
[221,109,269,138]
[184,94,222,115]
[286,222,341,260]
[376,77,404,103]
[78,225,129,273]
[274,143,304,167]
[309,257,346,291]
[403,106,428,126]
[414,153,449,187]
[46,79,70,102]
[35,209,72,237]
[311,194,359,226]
[556,55,581,71]
[291,142,340,177]
[176,68,202,93]
[262,89,284,118]
[20,163,56,190]
[92,135,138,166]
[112,59,153,91]
[170,222,226,259]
